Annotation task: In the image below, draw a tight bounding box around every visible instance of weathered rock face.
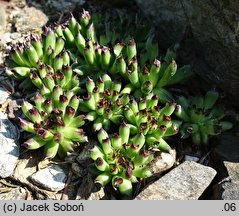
[135,0,239,104]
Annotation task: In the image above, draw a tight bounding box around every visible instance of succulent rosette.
[78,74,130,131]
[7,26,71,76]
[19,85,87,159]
[123,93,181,152]
[6,26,85,95]
[108,42,192,102]
[90,123,154,196]
[175,90,233,145]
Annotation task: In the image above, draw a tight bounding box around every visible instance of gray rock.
[135,161,217,200]
[0,32,13,44]
[211,136,239,200]
[212,135,239,162]
[0,187,26,200]
[224,161,239,181]
[29,165,67,192]
[0,87,10,104]
[0,136,19,178]
[184,155,200,162]
[14,7,48,33]
[0,111,19,178]
[135,0,239,104]
[135,0,187,48]
[221,181,239,200]
[76,140,96,164]
[76,173,113,200]
[0,32,23,45]
[222,162,239,200]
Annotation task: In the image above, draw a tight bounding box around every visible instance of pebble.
[149,149,176,176]
[184,155,200,162]
[29,164,67,192]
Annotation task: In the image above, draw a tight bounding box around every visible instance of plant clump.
[79,74,130,131]
[5,9,233,197]
[90,124,154,196]
[123,94,181,152]
[20,85,87,159]
[175,91,233,146]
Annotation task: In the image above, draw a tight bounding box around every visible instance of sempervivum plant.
[79,74,130,131]
[6,9,192,105]
[19,85,87,159]
[123,93,181,152]
[7,27,71,79]
[110,44,192,102]
[175,91,233,146]
[5,31,81,93]
[91,10,159,66]
[52,11,192,102]
[90,124,154,196]
[27,64,81,94]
